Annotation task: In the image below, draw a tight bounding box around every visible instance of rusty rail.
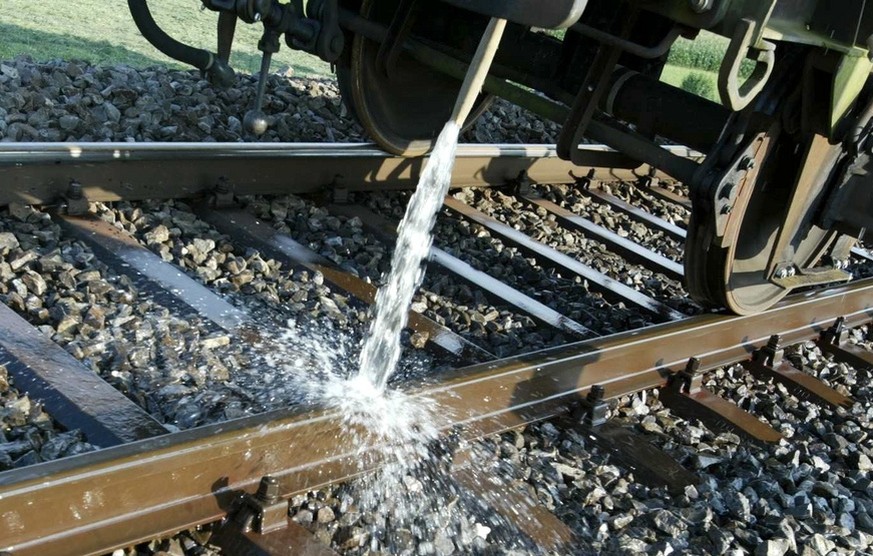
[0,142,702,207]
[2,278,872,556]
[0,139,868,555]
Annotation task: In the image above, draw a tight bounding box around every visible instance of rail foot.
[744,335,853,409]
[660,358,783,443]
[210,476,338,555]
[818,317,873,369]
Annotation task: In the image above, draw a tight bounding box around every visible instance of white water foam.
[357,121,461,390]
[255,314,540,551]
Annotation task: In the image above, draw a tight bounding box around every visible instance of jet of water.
[357,121,461,390]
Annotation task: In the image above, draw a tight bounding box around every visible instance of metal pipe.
[587,119,700,184]
[450,18,508,127]
[602,68,729,152]
[571,22,682,59]
[127,0,235,87]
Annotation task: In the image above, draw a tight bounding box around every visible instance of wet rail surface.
[0,141,870,555]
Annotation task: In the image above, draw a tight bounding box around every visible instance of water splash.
[358,122,461,390]
[246,121,547,552]
[253,319,543,553]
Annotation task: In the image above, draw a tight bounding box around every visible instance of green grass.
[660,66,719,102]
[662,30,758,103]
[0,0,331,76]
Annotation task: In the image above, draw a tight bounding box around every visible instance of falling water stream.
[260,117,545,554]
[356,121,461,390]
[253,19,540,551]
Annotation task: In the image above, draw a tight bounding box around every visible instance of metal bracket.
[718,18,776,111]
[64,180,89,216]
[769,264,852,290]
[751,334,783,367]
[507,170,534,197]
[573,384,609,428]
[557,8,635,162]
[326,174,349,204]
[709,131,769,244]
[570,169,596,191]
[209,476,338,555]
[210,178,237,208]
[228,476,288,535]
[637,168,659,189]
[668,356,704,394]
[820,316,849,346]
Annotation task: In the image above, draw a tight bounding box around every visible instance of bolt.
[719,182,735,199]
[688,0,713,13]
[776,267,790,279]
[256,476,280,504]
[587,384,605,402]
[215,181,230,195]
[67,181,83,200]
[758,334,784,366]
[684,357,701,375]
[738,156,756,171]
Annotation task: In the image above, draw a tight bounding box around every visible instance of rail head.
[0,141,702,207]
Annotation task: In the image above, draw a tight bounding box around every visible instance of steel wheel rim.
[339,0,493,156]
[686,133,840,314]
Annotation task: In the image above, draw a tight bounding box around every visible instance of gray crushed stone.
[3,56,873,556]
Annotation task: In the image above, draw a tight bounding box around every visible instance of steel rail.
[2,279,872,556]
[0,142,701,206]
[442,196,686,321]
[327,203,595,337]
[521,195,685,280]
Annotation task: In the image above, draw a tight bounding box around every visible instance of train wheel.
[337,0,493,156]
[685,128,845,314]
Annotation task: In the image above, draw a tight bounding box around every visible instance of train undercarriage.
[127,0,873,314]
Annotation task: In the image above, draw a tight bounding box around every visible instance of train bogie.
[128,0,873,314]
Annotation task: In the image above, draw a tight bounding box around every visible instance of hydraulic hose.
[127,0,235,87]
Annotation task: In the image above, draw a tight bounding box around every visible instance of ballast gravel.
[0,57,557,145]
[3,54,873,556]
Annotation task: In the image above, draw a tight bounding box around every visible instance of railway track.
[1,142,872,555]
